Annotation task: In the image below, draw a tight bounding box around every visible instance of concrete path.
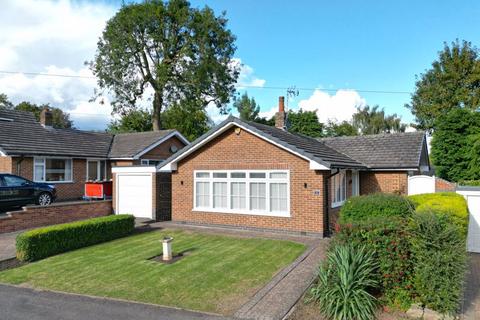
[0,231,18,261]
[0,284,227,320]
[462,253,480,319]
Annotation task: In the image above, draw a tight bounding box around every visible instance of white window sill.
[192,207,291,218]
[331,200,345,209]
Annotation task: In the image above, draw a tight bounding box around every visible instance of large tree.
[0,93,13,109]
[233,92,260,121]
[107,108,153,133]
[406,40,480,131]
[353,105,406,135]
[162,102,210,141]
[92,0,239,131]
[324,120,358,137]
[431,108,480,181]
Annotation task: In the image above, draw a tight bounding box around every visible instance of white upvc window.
[86,160,107,181]
[351,170,360,196]
[140,159,162,166]
[193,170,290,217]
[34,157,73,183]
[331,170,347,208]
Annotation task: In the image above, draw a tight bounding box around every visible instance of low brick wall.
[0,200,112,234]
[435,177,456,192]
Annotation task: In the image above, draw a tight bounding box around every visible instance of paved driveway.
[0,284,227,320]
[0,231,17,261]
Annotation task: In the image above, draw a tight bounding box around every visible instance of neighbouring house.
[157,96,429,236]
[0,108,188,200]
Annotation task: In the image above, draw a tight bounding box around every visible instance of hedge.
[409,212,467,315]
[340,193,415,224]
[16,214,135,262]
[408,192,469,232]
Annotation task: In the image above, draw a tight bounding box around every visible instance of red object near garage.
[84,181,112,200]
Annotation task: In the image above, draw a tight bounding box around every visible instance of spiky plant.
[310,245,379,320]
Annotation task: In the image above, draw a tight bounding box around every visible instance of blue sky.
[190,0,480,124]
[1,0,479,129]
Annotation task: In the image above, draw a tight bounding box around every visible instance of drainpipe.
[325,168,340,237]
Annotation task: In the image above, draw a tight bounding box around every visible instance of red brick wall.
[0,200,112,234]
[141,136,186,161]
[172,126,327,234]
[435,177,456,192]
[360,171,408,195]
[0,156,13,173]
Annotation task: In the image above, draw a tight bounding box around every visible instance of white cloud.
[0,0,116,130]
[298,89,367,123]
[231,58,266,88]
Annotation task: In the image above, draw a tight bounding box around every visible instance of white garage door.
[457,188,480,253]
[117,174,153,219]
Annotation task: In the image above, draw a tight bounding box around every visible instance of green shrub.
[310,244,378,320]
[336,217,414,310]
[16,215,135,262]
[409,192,469,232]
[459,180,480,186]
[340,193,414,224]
[408,212,467,315]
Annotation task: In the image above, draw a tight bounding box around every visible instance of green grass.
[0,229,305,314]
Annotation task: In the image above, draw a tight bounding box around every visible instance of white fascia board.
[368,168,419,171]
[158,162,176,172]
[112,166,157,174]
[109,157,134,160]
[158,121,330,172]
[133,131,190,160]
[0,147,6,156]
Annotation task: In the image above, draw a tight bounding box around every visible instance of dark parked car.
[0,174,56,210]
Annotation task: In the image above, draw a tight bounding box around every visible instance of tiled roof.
[0,109,112,157]
[319,131,427,169]
[108,130,176,158]
[0,109,186,159]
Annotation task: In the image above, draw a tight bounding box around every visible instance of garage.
[457,186,480,253]
[112,166,156,219]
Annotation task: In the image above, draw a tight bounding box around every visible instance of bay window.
[87,160,107,181]
[332,170,347,207]
[193,170,290,217]
[34,157,72,182]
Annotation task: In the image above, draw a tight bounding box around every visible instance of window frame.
[351,170,360,197]
[86,159,107,182]
[33,157,73,183]
[331,170,347,208]
[193,170,290,217]
[140,159,162,166]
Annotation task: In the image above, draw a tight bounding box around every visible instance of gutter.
[324,169,340,237]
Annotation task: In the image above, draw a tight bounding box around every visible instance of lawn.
[0,229,305,314]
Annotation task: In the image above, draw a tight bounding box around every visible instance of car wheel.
[37,192,52,206]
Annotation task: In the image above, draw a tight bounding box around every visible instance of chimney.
[40,108,53,128]
[275,96,288,130]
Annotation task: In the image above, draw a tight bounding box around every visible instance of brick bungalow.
[159,97,429,236]
[0,108,188,200]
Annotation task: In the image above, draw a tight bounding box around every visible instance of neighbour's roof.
[0,109,188,159]
[0,109,112,157]
[159,116,427,171]
[319,131,427,169]
[109,130,177,158]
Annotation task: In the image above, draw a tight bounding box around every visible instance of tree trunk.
[152,90,162,131]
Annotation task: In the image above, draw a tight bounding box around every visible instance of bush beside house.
[312,193,468,319]
[16,215,135,262]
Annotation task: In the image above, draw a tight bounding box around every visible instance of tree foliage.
[0,94,73,129]
[431,108,480,181]
[92,0,239,131]
[162,102,210,141]
[406,40,480,131]
[353,105,406,135]
[287,109,324,137]
[234,92,260,121]
[107,109,153,133]
[324,120,358,137]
